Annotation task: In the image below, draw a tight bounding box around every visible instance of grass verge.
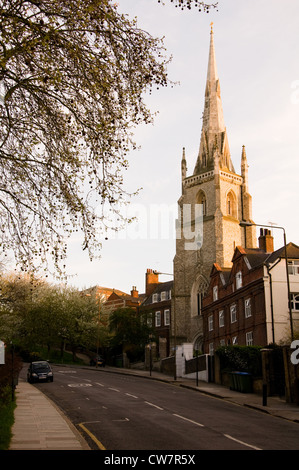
[0,396,16,450]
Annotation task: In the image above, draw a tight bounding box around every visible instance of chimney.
[145,269,160,296]
[130,286,139,298]
[258,228,274,253]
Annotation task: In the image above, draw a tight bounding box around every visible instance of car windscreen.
[32,364,50,372]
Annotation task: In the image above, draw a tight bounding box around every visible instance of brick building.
[140,269,173,358]
[202,229,299,354]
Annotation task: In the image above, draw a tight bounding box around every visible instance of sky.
[64,0,299,295]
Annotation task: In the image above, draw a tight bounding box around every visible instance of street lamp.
[240,221,294,341]
[149,334,153,376]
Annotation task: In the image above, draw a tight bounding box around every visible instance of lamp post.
[149,334,153,376]
[240,221,294,341]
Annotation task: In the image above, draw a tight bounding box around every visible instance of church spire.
[193,25,234,175]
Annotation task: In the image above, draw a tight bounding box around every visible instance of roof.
[142,280,173,306]
[266,242,299,265]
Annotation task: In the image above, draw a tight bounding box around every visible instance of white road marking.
[126,393,138,399]
[173,414,204,427]
[145,401,164,410]
[224,434,262,450]
[108,387,120,392]
[95,382,105,387]
[68,383,92,387]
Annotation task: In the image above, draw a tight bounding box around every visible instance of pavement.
[8,364,299,451]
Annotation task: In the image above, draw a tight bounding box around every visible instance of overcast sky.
[64,0,299,294]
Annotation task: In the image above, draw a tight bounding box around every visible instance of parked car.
[27,361,54,383]
[89,355,105,367]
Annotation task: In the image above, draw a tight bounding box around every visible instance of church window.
[196,190,207,216]
[226,190,237,218]
[197,292,203,315]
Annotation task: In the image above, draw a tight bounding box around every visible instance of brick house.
[202,229,299,354]
[104,286,144,311]
[139,269,173,358]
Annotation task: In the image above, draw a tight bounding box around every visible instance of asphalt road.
[33,365,299,451]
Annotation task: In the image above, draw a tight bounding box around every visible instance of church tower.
[172,25,256,350]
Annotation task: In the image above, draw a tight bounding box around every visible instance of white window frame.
[291,293,299,311]
[213,286,218,301]
[230,304,237,323]
[161,291,167,301]
[219,310,224,328]
[236,271,242,289]
[164,309,170,326]
[245,298,252,318]
[246,331,253,346]
[220,339,226,347]
[288,260,299,275]
[155,311,161,327]
[232,336,238,345]
[208,314,214,331]
[152,293,158,303]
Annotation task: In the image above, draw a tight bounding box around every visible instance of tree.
[157,0,218,12]
[109,307,154,361]
[0,0,171,277]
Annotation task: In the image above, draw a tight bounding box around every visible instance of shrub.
[216,345,262,377]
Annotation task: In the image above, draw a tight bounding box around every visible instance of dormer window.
[152,293,158,303]
[161,291,167,301]
[213,285,218,301]
[236,271,242,289]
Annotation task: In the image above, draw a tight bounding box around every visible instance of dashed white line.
[223,434,262,450]
[95,382,105,387]
[145,401,164,410]
[173,414,204,427]
[109,387,120,392]
[126,393,138,399]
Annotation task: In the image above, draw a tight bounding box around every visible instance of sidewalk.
[9,365,299,450]
[9,378,90,450]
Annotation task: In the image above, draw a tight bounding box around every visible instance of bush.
[216,345,262,377]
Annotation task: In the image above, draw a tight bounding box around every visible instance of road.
[31,365,299,451]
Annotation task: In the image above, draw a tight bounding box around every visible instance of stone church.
[171,25,256,352]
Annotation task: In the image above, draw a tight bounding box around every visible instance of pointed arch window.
[196,190,207,217]
[226,190,237,218]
